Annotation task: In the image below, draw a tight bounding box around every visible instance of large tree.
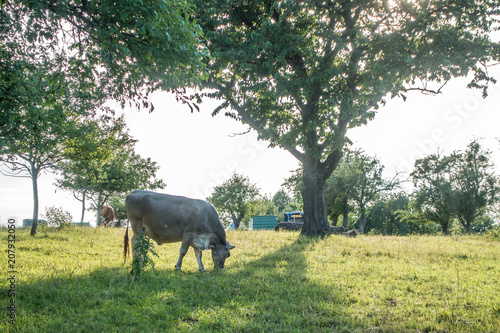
[194,0,500,235]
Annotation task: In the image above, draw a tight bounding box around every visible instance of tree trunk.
[300,151,343,236]
[301,164,329,236]
[96,192,102,227]
[342,213,348,229]
[30,169,39,236]
[358,205,367,234]
[330,213,339,226]
[441,220,449,235]
[458,216,472,234]
[464,219,472,234]
[231,213,244,230]
[80,187,87,225]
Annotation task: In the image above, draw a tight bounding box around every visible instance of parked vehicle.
[283,211,304,223]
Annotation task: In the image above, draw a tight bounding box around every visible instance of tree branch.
[405,80,448,95]
[0,159,33,178]
[228,128,252,137]
[205,79,305,163]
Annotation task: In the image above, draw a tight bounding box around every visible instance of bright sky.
[1,66,499,227]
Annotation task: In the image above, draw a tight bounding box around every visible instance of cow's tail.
[123,219,130,263]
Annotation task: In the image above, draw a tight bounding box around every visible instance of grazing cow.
[100,205,115,227]
[124,190,235,272]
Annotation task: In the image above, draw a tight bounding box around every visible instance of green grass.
[1,227,499,332]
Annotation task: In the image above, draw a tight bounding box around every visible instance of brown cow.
[100,205,115,227]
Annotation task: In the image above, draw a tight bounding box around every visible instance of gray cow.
[124,190,235,272]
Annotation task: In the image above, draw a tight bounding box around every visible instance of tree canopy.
[194,0,500,235]
[1,0,206,113]
[454,140,499,233]
[411,140,499,234]
[1,0,202,233]
[412,150,458,234]
[57,115,165,226]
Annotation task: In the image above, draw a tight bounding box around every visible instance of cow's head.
[210,241,235,270]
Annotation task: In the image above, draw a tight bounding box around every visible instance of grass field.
[2,227,499,332]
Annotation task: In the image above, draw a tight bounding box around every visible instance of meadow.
[1,226,499,332]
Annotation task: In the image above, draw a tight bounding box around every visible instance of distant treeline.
[214,139,499,236]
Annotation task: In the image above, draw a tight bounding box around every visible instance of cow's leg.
[175,234,194,271]
[193,248,206,272]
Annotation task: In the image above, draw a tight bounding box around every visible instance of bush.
[131,231,159,277]
[484,225,500,240]
[43,206,74,228]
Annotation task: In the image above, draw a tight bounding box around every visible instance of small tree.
[342,150,400,233]
[88,150,166,226]
[57,115,134,223]
[57,115,165,226]
[282,169,304,208]
[272,190,292,213]
[453,140,499,233]
[411,151,458,234]
[207,173,260,229]
[250,196,279,217]
[272,189,301,221]
[0,58,82,235]
[325,159,352,227]
[366,194,439,235]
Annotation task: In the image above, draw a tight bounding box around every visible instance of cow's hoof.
[175,267,182,272]
[199,269,207,273]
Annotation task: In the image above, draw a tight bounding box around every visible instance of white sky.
[1,66,500,227]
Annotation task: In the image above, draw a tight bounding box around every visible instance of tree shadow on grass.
[5,236,357,333]
[210,235,356,332]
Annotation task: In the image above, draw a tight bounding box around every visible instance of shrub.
[484,225,500,240]
[43,206,74,228]
[131,231,159,277]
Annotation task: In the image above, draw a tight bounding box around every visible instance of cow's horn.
[227,242,235,250]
